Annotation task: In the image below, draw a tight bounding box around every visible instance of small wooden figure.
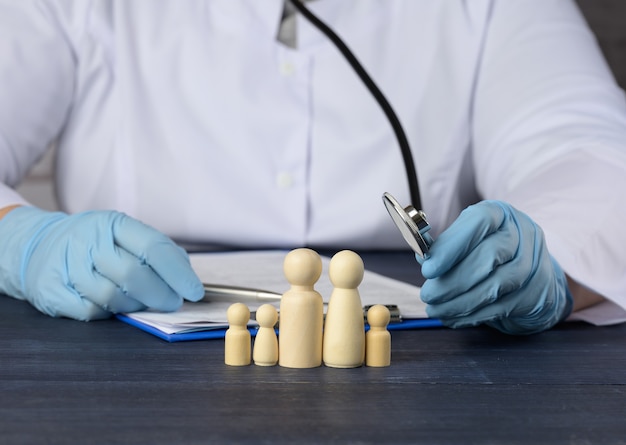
[224,302,251,366]
[253,304,279,366]
[323,250,365,368]
[365,304,391,367]
[278,248,324,369]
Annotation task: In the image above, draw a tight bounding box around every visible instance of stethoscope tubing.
[288,0,422,210]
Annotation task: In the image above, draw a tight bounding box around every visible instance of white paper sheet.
[123,250,426,334]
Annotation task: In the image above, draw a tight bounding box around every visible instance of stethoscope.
[289,0,434,259]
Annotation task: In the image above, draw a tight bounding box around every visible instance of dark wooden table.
[1,251,625,444]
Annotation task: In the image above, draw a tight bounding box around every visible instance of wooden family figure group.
[224,248,392,368]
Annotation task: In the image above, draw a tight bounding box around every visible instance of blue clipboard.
[116,313,443,342]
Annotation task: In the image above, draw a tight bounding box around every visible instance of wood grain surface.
[1,251,624,445]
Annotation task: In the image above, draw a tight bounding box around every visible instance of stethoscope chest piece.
[382,192,433,260]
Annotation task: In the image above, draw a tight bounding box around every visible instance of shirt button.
[276,172,294,189]
[280,61,295,76]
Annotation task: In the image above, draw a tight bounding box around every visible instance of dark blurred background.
[576,0,626,89]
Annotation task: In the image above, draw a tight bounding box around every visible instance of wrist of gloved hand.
[0,207,66,300]
[0,206,203,321]
[419,200,573,335]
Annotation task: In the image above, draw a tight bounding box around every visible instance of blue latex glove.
[0,207,204,321]
[419,201,573,335]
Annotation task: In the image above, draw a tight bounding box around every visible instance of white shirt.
[1,0,626,321]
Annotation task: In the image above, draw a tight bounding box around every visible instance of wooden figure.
[278,248,324,369]
[253,304,279,366]
[224,302,251,366]
[323,250,365,368]
[365,304,391,367]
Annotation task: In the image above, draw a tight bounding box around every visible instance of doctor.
[0,0,625,334]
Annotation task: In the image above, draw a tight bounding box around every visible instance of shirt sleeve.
[471,0,626,318]
[0,0,75,208]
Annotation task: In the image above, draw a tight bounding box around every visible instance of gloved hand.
[0,206,204,321]
[419,201,573,335]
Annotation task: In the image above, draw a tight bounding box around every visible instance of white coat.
[1,0,626,322]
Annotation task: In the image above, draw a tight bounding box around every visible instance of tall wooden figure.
[323,250,365,368]
[225,303,251,366]
[365,304,391,367]
[253,304,279,366]
[279,248,324,368]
